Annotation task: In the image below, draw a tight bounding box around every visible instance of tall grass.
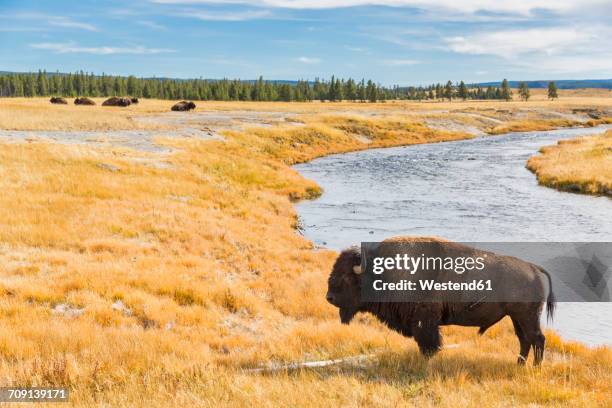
[0,98,610,406]
[527,130,612,196]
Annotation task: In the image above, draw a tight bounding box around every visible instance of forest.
[0,71,526,102]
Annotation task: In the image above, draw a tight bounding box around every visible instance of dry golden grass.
[0,97,610,406]
[0,97,173,131]
[527,130,612,196]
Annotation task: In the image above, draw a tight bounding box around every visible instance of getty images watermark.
[359,241,611,303]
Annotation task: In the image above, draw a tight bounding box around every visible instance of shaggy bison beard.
[339,307,358,324]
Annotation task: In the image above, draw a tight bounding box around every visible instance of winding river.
[295,125,612,346]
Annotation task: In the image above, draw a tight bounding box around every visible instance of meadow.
[0,93,610,406]
[527,130,612,197]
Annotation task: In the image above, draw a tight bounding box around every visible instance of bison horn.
[353,264,362,274]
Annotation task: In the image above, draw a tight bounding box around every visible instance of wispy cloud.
[0,26,46,32]
[445,27,594,57]
[445,26,612,74]
[382,59,419,66]
[346,46,366,52]
[48,17,97,31]
[1,13,98,31]
[150,0,602,16]
[295,56,320,64]
[178,9,271,21]
[30,42,175,55]
[137,20,167,30]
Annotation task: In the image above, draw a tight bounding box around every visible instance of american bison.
[74,97,96,105]
[50,97,68,105]
[171,101,196,111]
[326,237,555,366]
[130,97,139,104]
[102,97,131,107]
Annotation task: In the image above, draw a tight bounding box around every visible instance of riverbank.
[0,98,611,406]
[527,130,612,197]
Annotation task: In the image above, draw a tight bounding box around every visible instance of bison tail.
[538,266,556,322]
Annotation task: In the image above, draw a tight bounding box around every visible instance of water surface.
[295,126,612,346]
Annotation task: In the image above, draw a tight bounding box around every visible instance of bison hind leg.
[511,317,530,365]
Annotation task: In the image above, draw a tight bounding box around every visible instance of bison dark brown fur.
[171,101,196,111]
[102,97,131,107]
[74,97,96,105]
[50,97,68,105]
[326,238,555,365]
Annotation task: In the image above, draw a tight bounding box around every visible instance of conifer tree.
[500,78,512,101]
[518,81,530,101]
[458,80,468,100]
[547,81,558,100]
[444,80,453,101]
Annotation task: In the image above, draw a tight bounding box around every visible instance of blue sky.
[1,0,611,86]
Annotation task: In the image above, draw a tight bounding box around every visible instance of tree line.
[0,71,559,102]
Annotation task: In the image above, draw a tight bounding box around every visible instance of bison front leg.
[412,306,442,357]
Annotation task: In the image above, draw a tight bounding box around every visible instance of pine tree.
[500,79,512,101]
[36,70,48,96]
[444,80,453,101]
[344,78,357,101]
[518,82,530,101]
[366,80,377,103]
[358,79,366,102]
[547,81,558,100]
[458,80,468,100]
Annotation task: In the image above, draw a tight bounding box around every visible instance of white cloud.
[445,28,594,57]
[382,58,419,66]
[150,0,606,16]
[0,13,97,31]
[445,26,612,75]
[48,17,98,31]
[295,56,320,64]
[346,46,366,52]
[137,20,167,30]
[178,9,271,20]
[30,42,175,55]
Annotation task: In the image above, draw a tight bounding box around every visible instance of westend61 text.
[372,279,493,292]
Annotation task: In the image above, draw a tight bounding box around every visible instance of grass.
[0,97,610,406]
[527,130,612,196]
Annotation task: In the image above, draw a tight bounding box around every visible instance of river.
[294,125,612,346]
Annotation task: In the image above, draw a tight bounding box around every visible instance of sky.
[1,0,611,86]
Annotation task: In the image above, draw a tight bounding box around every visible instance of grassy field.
[0,96,610,406]
[527,130,612,196]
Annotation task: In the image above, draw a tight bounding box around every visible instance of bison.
[130,97,139,104]
[171,101,196,112]
[102,97,131,107]
[50,97,68,105]
[326,237,555,366]
[74,97,96,105]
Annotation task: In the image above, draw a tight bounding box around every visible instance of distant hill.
[476,79,612,89]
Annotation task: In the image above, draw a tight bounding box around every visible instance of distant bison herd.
[49,96,195,111]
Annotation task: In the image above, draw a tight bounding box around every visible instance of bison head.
[326,246,363,324]
[187,102,196,110]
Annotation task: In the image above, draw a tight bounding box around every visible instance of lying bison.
[50,97,68,105]
[130,97,139,104]
[326,237,555,365]
[74,97,96,105]
[102,97,131,107]
[171,101,196,111]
